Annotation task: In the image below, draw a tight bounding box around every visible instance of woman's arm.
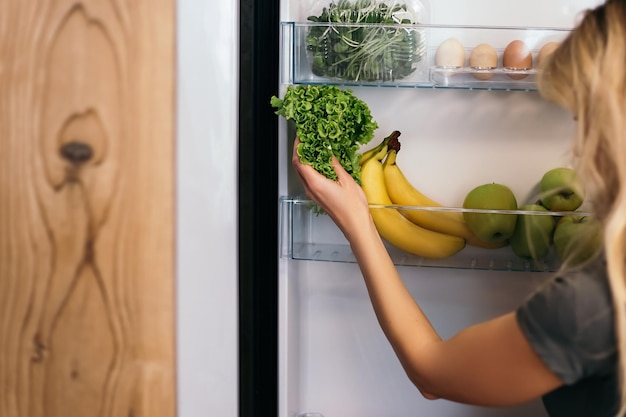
[292,139,564,405]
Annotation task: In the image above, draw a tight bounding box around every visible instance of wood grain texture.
[0,1,176,416]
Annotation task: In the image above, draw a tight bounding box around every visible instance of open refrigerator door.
[276,1,604,416]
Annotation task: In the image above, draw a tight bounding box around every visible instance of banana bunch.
[359,132,466,259]
[382,144,505,249]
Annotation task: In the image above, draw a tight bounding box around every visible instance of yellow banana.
[382,146,506,249]
[360,139,466,259]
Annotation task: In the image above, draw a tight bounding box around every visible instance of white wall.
[177,0,239,416]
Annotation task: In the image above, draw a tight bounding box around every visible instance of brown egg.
[537,41,560,66]
[469,43,498,80]
[503,40,533,80]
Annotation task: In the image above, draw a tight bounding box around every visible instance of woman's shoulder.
[516,255,616,383]
[546,256,611,317]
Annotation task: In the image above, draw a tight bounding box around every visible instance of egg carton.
[428,35,561,90]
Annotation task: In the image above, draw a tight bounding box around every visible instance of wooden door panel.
[0,2,176,417]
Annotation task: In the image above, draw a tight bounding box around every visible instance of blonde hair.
[538,0,626,414]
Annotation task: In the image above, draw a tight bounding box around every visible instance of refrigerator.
[235,0,604,416]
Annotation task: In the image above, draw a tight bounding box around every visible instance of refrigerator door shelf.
[430,67,537,91]
[280,22,570,91]
[280,197,593,273]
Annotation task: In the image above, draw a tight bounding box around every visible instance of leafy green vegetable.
[306,0,424,82]
[270,85,378,184]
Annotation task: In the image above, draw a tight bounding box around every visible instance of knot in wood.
[60,141,93,164]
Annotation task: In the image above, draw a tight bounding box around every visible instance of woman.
[291,1,626,415]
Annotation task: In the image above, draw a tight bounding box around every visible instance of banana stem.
[388,132,401,153]
[359,130,402,166]
[382,134,402,168]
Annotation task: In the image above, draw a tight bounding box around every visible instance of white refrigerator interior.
[278,1,603,417]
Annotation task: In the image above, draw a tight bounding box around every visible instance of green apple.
[463,183,518,245]
[510,204,556,261]
[553,215,603,267]
[539,167,585,211]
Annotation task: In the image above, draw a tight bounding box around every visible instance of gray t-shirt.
[516,257,619,417]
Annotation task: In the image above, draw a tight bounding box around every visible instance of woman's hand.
[292,138,372,241]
